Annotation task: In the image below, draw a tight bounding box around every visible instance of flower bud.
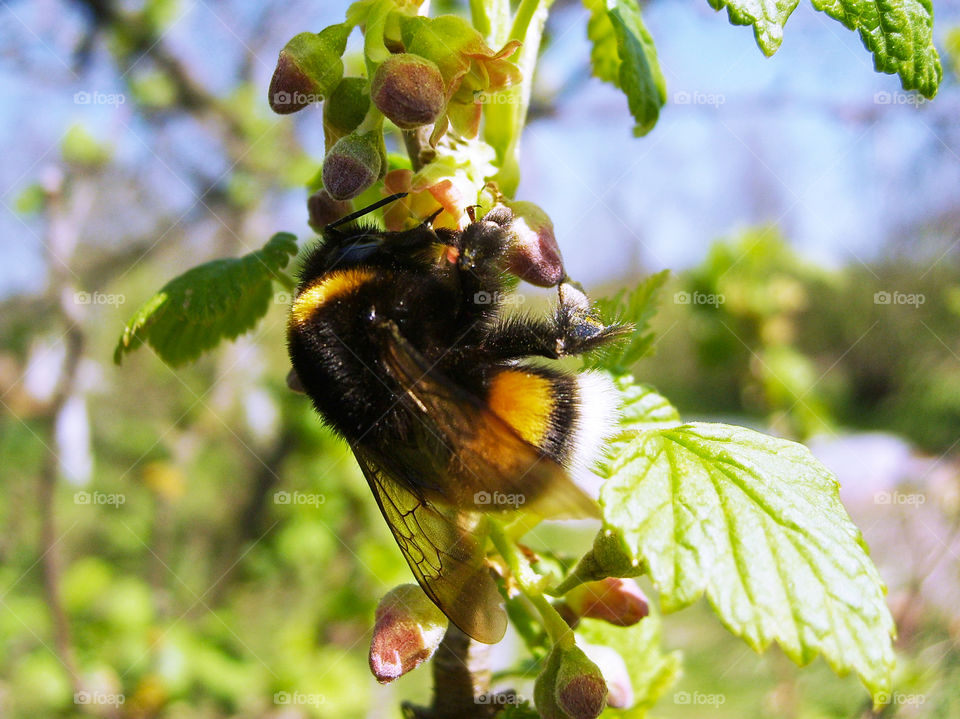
[322,132,383,200]
[371,53,446,129]
[323,77,370,144]
[268,26,348,114]
[555,645,608,719]
[307,188,352,231]
[580,641,634,709]
[369,584,447,684]
[565,578,649,628]
[503,201,564,287]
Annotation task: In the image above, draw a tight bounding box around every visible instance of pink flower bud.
[371,54,446,129]
[503,201,564,287]
[322,132,382,200]
[566,578,649,627]
[369,584,447,684]
[307,189,352,231]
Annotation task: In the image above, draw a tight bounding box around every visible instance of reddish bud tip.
[368,584,447,684]
[322,133,382,200]
[371,54,446,130]
[555,646,608,719]
[566,578,649,627]
[307,189,352,231]
[503,201,564,287]
[581,642,634,710]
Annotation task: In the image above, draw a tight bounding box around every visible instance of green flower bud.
[555,646,608,719]
[322,132,383,200]
[371,53,446,129]
[324,77,371,144]
[503,201,564,287]
[307,189,352,232]
[369,584,447,684]
[565,578,649,627]
[268,26,349,115]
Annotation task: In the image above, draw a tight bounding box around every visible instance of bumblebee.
[287,194,626,643]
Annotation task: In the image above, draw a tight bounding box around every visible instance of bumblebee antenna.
[327,192,408,231]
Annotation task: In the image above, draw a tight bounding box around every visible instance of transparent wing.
[353,447,508,644]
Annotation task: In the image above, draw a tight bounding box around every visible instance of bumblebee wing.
[353,446,507,644]
[375,320,598,520]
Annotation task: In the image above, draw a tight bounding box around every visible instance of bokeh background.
[2,0,960,717]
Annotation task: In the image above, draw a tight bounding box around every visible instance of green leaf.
[584,269,669,374]
[114,233,298,366]
[598,422,895,699]
[810,0,941,97]
[706,0,801,55]
[583,0,666,136]
[578,611,682,716]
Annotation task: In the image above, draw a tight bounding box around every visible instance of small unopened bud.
[580,642,634,709]
[555,646,608,719]
[371,53,446,130]
[566,578,649,627]
[503,201,564,287]
[268,26,348,114]
[369,584,447,684]
[322,132,382,200]
[307,189,352,231]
